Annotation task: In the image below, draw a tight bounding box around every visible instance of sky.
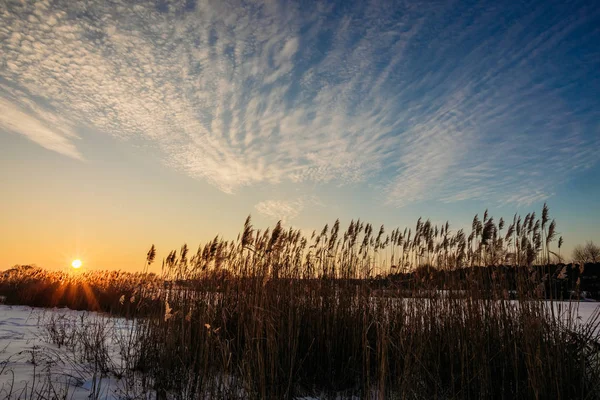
[0,0,599,271]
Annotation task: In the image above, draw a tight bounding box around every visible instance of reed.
[123,205,600,399]
[2,204,600,399]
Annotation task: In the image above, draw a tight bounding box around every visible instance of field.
[1,207,600,399]
[1,301,599,399]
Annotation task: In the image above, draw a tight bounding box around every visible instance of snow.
[548,300,600,336]
[1,301,598,399]
[0,305,149,400]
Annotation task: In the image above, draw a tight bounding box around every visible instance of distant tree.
[572,241,600,263]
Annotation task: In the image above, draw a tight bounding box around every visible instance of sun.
[71,259,82,269]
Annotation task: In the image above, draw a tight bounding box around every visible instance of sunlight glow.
[72,259,82,269]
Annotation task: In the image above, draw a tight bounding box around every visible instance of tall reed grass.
[125,206,600,399]
[2,205,599,399]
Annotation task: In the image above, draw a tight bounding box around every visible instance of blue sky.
[0,0,598,269]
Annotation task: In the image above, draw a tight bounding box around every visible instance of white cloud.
[0,98,82,160]
[255,199,304,223]
[0,0,597,207]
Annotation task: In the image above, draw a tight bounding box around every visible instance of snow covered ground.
[0,305,149,400]
[547,300,600,332]
[1,301,599,399]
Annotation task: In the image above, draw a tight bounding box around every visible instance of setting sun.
[71,259,82,269]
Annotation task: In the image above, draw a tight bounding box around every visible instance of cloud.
[0,0,598,206]
[0,98,82,160]
[255,195,323,223]
[255,199,304,223]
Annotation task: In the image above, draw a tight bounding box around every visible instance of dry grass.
[130,270,600,399]
[0,266,163,316]
[2,205,600,399]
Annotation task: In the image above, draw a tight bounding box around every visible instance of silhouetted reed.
[126,205,600,399]
[2,204,599,399]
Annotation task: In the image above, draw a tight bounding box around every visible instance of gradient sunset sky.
[1,0,599,271]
